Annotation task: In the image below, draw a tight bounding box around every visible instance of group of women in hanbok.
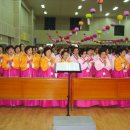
[0,44,130,108]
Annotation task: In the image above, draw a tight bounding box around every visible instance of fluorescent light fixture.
[75,12,79,15]
[81,0,86,1]
[105,13,110,16]
[78,5,82,9]
[123,0,130,3]
[41,4,45,8]
[113,6,119,10]
[44,11,47,14]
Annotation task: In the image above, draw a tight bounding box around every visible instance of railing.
[0,78,130,104]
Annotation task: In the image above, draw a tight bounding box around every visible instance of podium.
[55,62,81,116]
[53,116,96,130]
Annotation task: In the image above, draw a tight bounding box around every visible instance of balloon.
[85,13,92,18]
[85,13,92,25]
[111,22,116,27]
[74,27,79,31]
[69,32,72,36]
[124,11,129,17]
[117,15,123,20]
[90,8,96,14]
[97,30,102,34]
[102,27,106,31]
[97,0,104,12]
[79,21,84,26]
[117,15,123,24]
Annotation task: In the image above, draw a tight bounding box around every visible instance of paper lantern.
[123,11,129,20]
[64,36,70,39]
[93,34,97,38]
[85,13,92,25]
[97,30,102,38]
[111,22,116,27]
[90,8,96,14]
[74,27,79,35]
[117,15,123,24]
[69,32,73,36]
[72,29,76,34]
[97,30,102,34]
[102,27,106,31]
[97,0,104,12]
[22,32,26,41]
[79,21,84,30]
[105,25,110,30]
[74,27,79,31]
[125,37,129,43]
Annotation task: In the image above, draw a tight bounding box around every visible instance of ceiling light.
[44,11,47,14]
[123,0,130,3]
[105,13,110,16]
[113,6,119,10]
[75,12,79,15]
[81,0,86,1]
[41,4,45,8]
[78,5,82,9]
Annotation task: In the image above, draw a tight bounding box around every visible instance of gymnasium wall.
[0,0,15,45]
[0,0,129,45]
[34,17,130,44]
[0,0,34,45]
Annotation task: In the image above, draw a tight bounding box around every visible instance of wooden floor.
[0,107,130,130]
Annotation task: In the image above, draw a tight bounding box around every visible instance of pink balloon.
[102,27,106,31]
[93,34,97,38]
[90,8,96,13]
[111,22,116,27]
[74,27,79,31]
[124,11,129,16]
[69,32,72,36]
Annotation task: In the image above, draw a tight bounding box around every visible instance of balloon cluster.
[48,29,98,44]
[102,25,110,31]
[117,10,129,24]
[94,37,129,44]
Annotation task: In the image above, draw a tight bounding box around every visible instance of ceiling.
[24,0,130,17]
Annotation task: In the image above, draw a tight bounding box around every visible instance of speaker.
[44,17,56,30]
[114,25,125,36]
[70,18,81,30]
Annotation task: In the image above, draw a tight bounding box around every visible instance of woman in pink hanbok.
[57,50,71,78]
[70,47,80,78]
[86,48,95,77]
[95,47,112,78]
[70,47,80,62]
[75,47,115,108]
[55,48,64,63]
[77,49,92,78]
[57,50,71,107]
